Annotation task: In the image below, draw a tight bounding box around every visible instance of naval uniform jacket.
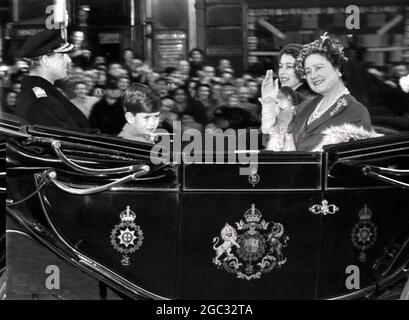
[15,75,89,130]
[289,93,372,152]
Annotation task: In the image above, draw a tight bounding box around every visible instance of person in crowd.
[237,86,260,119]
[9,70,24,86]
[164,86,208,133]
[213,94,259,130]
[89,82,125,134]
[118,84,161,144]
[217,59,232,76]
[181,114,205,133]
[177,60,190,82]
[82,75,96,94]
[277,43,315,98]
[69,30,92,69]
[184,85,209,127]
[129,59,153,85]
[72,6,96,50]
[158,97,178,133]
[245,79,261,105]
[261,33,372,152]
[13,59,30,74]
[169,87,190,115]
[70,81,100,118]
[76,6,90,28]
[196,83,211,107]
[10,81,22,94]
[220,68,235,82]
[220,81,236,105]
[95,68,108,87]
[93,55,107,67]
[186,79,198,98]
[0,65,10,86]
[91,85,105,99]
[121,48,135,71]
[199,65,216,84]
[211,81,224,107]
[2,89,18,114]
[68,66,85,80]
[235,77,246,88]
[188,48,205,78]
[15,29,89,129]
[164,67,185,87]
[107,62,124,80]
[153,77,169,98]
[117,76,131,92]
[195,83,218,121]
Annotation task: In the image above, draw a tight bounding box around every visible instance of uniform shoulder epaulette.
[32,87,47,98]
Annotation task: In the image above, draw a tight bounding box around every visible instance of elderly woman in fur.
[261,33,382,152]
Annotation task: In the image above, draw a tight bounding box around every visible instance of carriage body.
[2,119,409,299]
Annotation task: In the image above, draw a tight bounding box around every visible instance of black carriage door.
[178,152,324,299]
[318,135,409,298]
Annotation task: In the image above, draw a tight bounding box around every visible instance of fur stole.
[312,123,383,151]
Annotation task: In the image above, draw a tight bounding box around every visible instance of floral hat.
[295,32,349,79]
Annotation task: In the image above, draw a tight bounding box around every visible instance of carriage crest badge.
[351,205,378,262]
[248,167,260,187]
[110,206,144,266]
[212,204,289,281]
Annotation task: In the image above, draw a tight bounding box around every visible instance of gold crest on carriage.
[212,204,289,280]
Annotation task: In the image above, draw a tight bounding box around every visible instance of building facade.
[1,0,409,73]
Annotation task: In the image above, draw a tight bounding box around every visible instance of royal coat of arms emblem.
[351,205,378,262]
[212,204,289,281]
[110,206,144,266]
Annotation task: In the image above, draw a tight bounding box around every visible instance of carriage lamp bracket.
[309,200,339,216]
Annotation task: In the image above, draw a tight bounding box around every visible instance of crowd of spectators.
[1,29,409,136]
[0,34,266,136]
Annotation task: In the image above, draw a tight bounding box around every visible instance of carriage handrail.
[51,140,147,176]
[46,166,150,195]
[362,164,409,176]
[362,166,409,189]
[338,155,409,168]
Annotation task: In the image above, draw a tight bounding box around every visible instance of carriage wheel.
[400,275,409,300]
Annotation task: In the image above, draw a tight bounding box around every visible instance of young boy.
[118,84,162,143]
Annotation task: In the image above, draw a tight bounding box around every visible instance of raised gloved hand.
[260,70,280,133]
[260,69,279,104]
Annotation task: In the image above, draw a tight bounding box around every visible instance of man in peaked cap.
[15,29,89,129]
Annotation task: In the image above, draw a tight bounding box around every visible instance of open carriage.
[1,116,409,300]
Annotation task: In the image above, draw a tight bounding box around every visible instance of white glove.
[399,74,409,93]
